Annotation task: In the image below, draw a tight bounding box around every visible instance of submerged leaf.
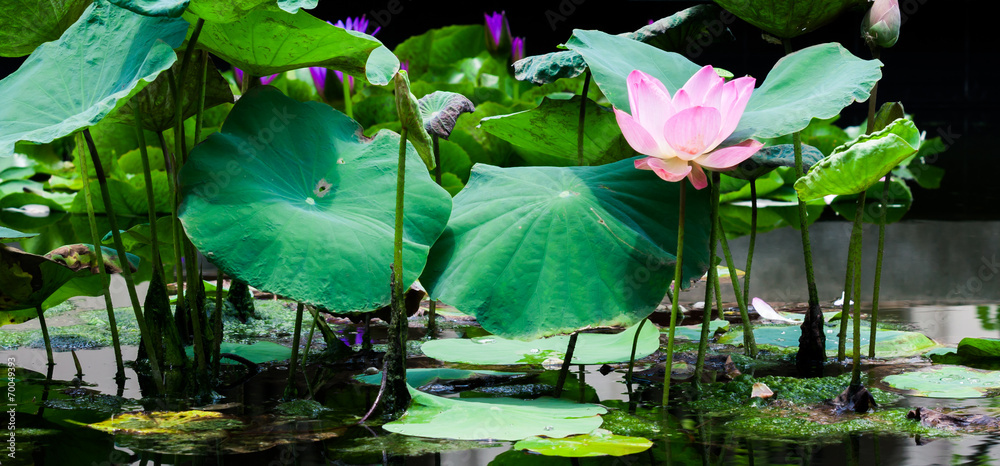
[514,430,653,457]
[179,87,451,312]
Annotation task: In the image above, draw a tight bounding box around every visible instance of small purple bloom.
[512,37,525,62]
[400,60,409,72]
[310,15,381,96]
[233,67,278,88]
[484,11,511,52]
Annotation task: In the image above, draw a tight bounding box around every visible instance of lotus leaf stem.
[743,180,757,304]
[870,175,890,357]
[662,181,686,407]
[35,305,53,367]
[695,173,722,382]
[716,203,757,358]
[554,332,579,398]
[577,70,591,166]
[284,302,304,400]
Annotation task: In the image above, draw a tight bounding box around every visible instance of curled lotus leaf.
[728,144,825,180]
[395,70,435,168]
[713,0,866,39]
[417,91,475,139]
[178,86,451,313]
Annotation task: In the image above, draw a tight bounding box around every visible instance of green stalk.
[184,237,207,381]
[342,75,353,119]
[132,107,162,277]
[76,133,125,383]
[36,305,53,367]
[624,318,648,386]
[553,332,579,399]
[382,128,411,419]
[662,182,686,407]
[157,129,185,315]
[716,200,757,358]
[783,39,824,373]
[870,175,890,357]
[577,70,591,166]
[284,302,304,400]
[83,128,165,393]
[695,173,721,382]
[713,267,724,321]
[743,180,757,304]
[850,200,865,390]
[838,231,857,362]
[194,51,208,146]
[212,270,224,377]
[426,134,442,339]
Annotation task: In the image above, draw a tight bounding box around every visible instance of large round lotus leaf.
[187,0,316,22]
[422,158,711,340]
[883,366,1000,399]
[514,430,653,457]
[179,86,451,313]
[480,96,636,166]
[0,1,188,156]
[714,0,864,39]
[355,368,525,388]
[421,323,659,366]
[796,119,921,201]
[719,324,937,358]
[186,4,397,85]
[382,387,605,441]
[0,0,90,57]
[565,31,881,143]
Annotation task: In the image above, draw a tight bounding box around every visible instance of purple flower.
[484,11,511,52]
[511,37,525,62]
[233,67,278,88]
[400,60,409,72]
[310,15,381,96]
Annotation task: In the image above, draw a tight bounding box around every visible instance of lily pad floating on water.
[718,324,937,358]
[883,365,1000,399]
[178,86,452,313]
[672,320,730,342]
[421,323,659,366]
[185,341,292,365]
[514,429,653,457]
[382,387,605,441]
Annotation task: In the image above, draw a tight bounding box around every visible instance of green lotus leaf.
[728,144,825,181]
[355,368,525,388]
[420,323,659,366]
[513,5,729,85]
[365,45,400,87]
[719,324,937,358]
[480,96,636,166]
[395,71,434,169]
[0,191,71,215]
[382,387,605,441]
[713,0,865,39]
[187,4,397,84]
[68,172,171,215]
[417,91,475,140]
[894,136,946,189]
[422,158,711,340]
[101,216,175,267]
[107,51,234,131]
[513,51,588,85]
[883,365,1000,398]
[719,198,826,238]
[276,0,316,13]
[186,0,316,22]
[565,31,881,142]
[109,0,190,17]
[0,226,36,242]
[0,0,91,57]
[0,1,188,156]
[392,25,487,81]
[118,146,166,174]
[514,430,653,457]
[872,102,905,134]
[187,341,292,364]
[795,118,921,201]
[178,87,451,312]
[830,178,912,224]
[956,338,1000,360]
[719,170,785,203]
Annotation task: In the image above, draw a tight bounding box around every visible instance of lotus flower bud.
[511,37,526,62]
[484,11,511,54]
[862,0,900,48]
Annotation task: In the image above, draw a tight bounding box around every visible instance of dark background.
[1,1,990,219]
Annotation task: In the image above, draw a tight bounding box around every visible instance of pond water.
[3,219,1000,465]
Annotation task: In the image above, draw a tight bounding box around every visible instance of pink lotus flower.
[614,66,763,190]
